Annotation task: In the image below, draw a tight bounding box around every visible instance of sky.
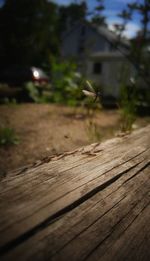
[53,0,144,38]
[0,0,144,38]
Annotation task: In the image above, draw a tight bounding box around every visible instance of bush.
[119,83,137,132]
[50,58,84,106]
[118,63,138,132]
[24,82,40,102]
[0,127,20,146]
[23,82,52,103]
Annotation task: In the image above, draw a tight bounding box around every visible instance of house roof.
[62,20,129,49]
[94,24,129,48]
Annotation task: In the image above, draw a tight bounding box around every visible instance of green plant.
[4,98,17,106]
[50,58,84,106]
[82,80,102,117]
[82,80,102,141]
[0,127,20,146]
[119,82,137,132]
[118,63,138,132]
[86,119,102,142]
[23,82,52,103]
[23,82,41,103]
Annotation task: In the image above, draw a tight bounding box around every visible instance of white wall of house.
[86,56,128,98]
[61,22,132,99]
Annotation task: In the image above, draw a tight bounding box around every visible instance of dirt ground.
[0,103,149,175]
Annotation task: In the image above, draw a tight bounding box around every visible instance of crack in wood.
[0,159,144,257]
[0,126,149,260]
[83,195,150,261]
[123,161,150,184]
[49,170,150,259]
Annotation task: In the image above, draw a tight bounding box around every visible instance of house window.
[110,43,115,51]
[93,62,102,74]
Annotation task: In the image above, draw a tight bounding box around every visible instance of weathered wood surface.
[0,125,150,261]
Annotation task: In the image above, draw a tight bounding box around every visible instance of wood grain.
[0,125,150,261]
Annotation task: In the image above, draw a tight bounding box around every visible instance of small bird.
[82,80,100,102]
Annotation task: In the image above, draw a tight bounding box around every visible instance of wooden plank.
[91,204,150,261]
[1,159,149,261]
[0,125,150,260]
[0,147,149,247]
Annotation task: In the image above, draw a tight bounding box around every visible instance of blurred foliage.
[21,59,86,106]
[119,84,137,132]
[24,82,41,103]
[91,0,106,26]
[0,0,88,70]
[0,127,20,146]
[50,58,84,106]
[118,1,150,96]
[86,119,102,142]
[23,82,52,103]
[0,0,59,68]
[119,65,137,132]
[82,86,102,117]
[58,1,87,33]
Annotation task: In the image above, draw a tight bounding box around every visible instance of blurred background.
[0,0,150,176]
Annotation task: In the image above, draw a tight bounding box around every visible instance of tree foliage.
[58,1,87,33]
[91,0,106,26]
[118,0,150,88]
[0,0,90,69]
[0,0,59,68]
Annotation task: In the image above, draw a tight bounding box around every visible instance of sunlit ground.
[0,103,150,176]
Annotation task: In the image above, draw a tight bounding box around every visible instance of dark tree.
[0,0,59,68]
[91,0,106,26]
[58,1,87,33]
[118,0,150,87]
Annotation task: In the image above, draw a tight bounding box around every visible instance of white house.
[61,21,133,102]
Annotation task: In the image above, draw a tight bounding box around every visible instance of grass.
[0,127,20,146]
[85,119,102,143]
